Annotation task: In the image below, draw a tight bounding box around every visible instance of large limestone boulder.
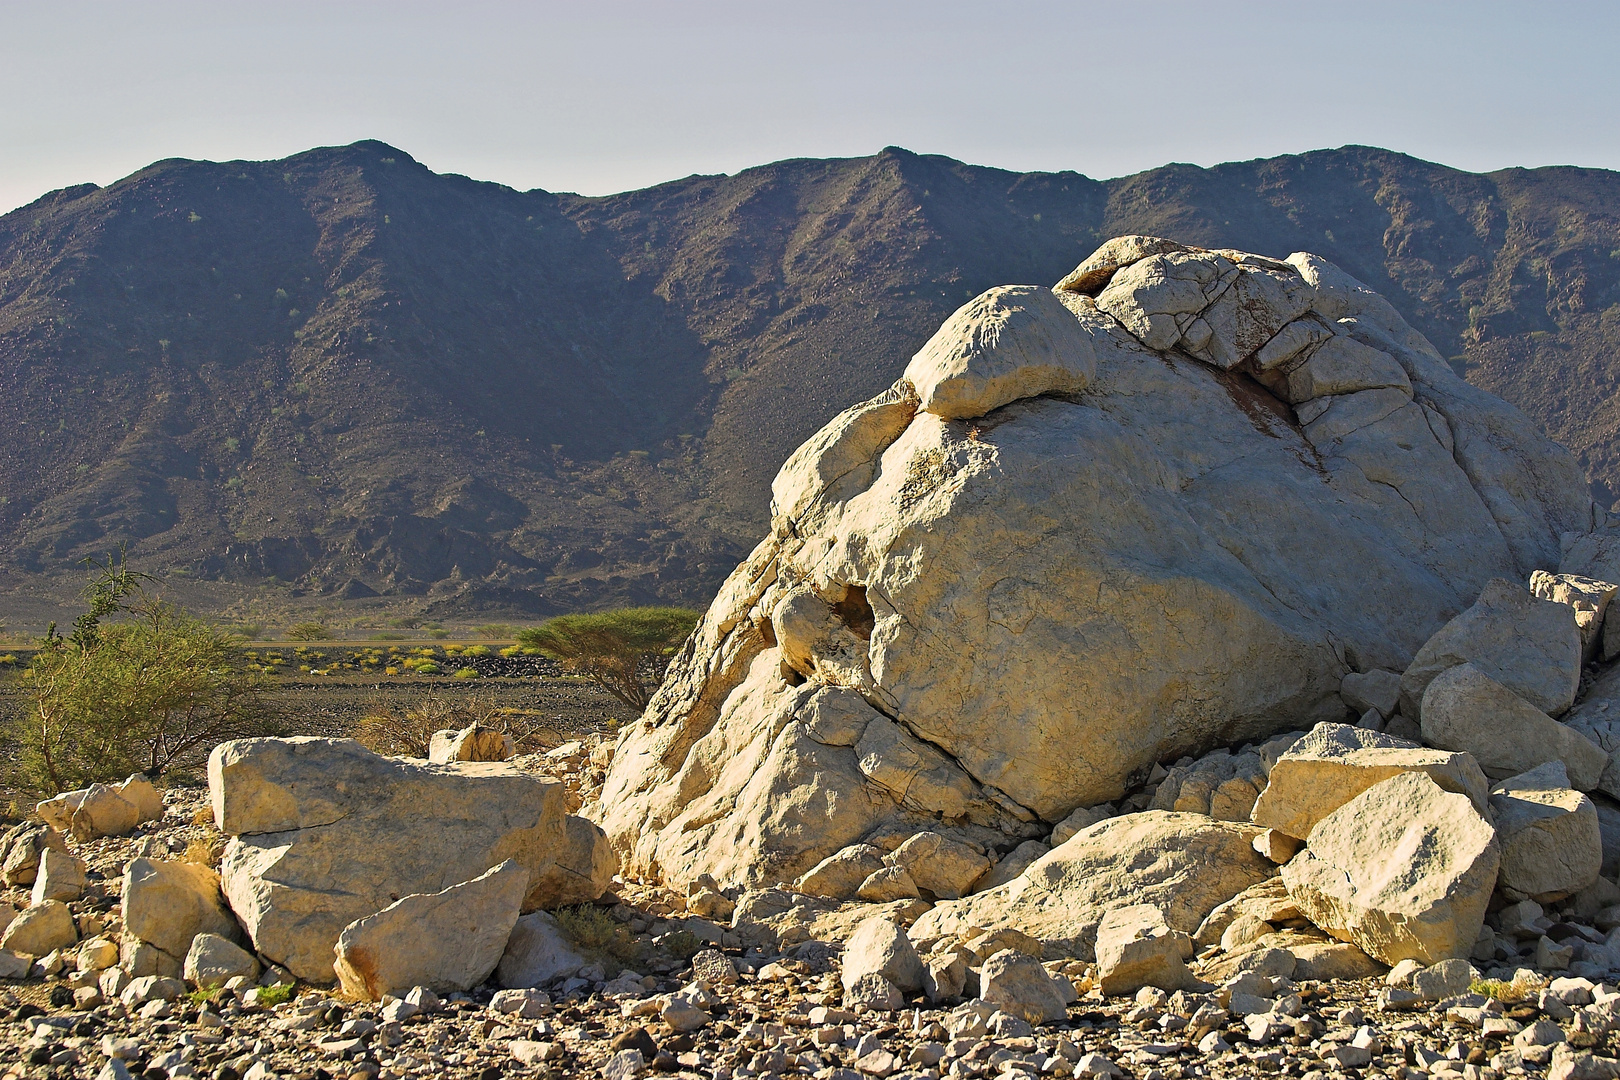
[1490,762,1603,903]
[1282,771,1498,966]
[909,811,1274,960]
[210,737,573,982]
[1420,664,1607,789]
[1251,723,1489,840]
[334,860,529,1000]
[595,237,1592,888]
[1397,579,1582,720]
[525,815,617,907]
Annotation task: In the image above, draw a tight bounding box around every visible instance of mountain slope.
[0,142,1616,616]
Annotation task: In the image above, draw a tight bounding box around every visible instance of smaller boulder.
[1341,670,1401,719]
[184,933,261,988]
[1282,771,1498,966]
[0,899,76,956]
[857,866,920,902]
[1491,762,1604,903]
[526,815,617,907]
[1422,664,1608,789]
[1051,806,1111,847]
[122,858,239,963]
[427,725,515,764]
[795,844,887,901]
[334,859,528,1000]
[495,911,584,989]
[1251,723,1490,840]
[1411,958,1475,1001]
[1398,578,1582,720]
[114,775,166,824]
[841,917,924,996]
[0,822,67,886]
[68,784,142,841]
[1252,829,1302,864]
[30,848,86,905]
[1530,571,1617,664]
[844,972,904,1012]
[884,833,991,900]
[980,948,1072,1025]
[976,841,1050,892]
[1094,905,1194,996]
[77,936,119,972]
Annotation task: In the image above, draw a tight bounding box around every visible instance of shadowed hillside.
[1,142,1616,616]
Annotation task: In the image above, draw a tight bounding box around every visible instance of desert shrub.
[453,667,480,680]
[15,554,285,794]
[463,645,491,657]
[352,694,502,757]
[475,623,517,640]
[555,904,640,963]
[284,622,332,641]
[517,607,700,710]
[254,982,294,1007]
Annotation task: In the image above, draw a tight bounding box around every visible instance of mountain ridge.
[1,141,1616,619]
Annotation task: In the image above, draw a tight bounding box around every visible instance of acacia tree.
[517,606,700,710]
[18,553,284,793]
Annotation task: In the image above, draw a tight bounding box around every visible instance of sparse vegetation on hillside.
[517,607,699,710]
[11,554,284,793]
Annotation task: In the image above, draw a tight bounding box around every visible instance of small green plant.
[427,628,450,640]
[254,982,294,1007]
[555,905,641,963]
[1471,972,1539,1002]
[284,622,332,641]
[517,607,699,710]
[452,667,480,680]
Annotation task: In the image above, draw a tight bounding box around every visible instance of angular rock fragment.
[122,858,240,968]
[1282,772,1498,965]
[980,948,1072,1024]
[911,812,1272,960]
[1531,571,1618,663]
[184,933,261,988]
[495,911,585,989]
[1399,578,1582,719]
[0,899,76,956]
[795,844,887,901]
[840,917,924,996]
[1094,905,1194,996]
[1490,762,1603,903]
[30,848,86,904]
[883,832,990,901]
[1251,723,1489,840]
[334,859,529,1000]
[427,725,515,764]
[1420,664,1607,788]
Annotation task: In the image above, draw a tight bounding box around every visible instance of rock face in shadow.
[593,237,1593,890]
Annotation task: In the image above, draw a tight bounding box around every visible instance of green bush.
[452,667,480,680]
[15,555,285,793]
[284,622,332,641]
[517,607,699,710]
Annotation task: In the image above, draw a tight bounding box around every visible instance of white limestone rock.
[1282,771,1498,966]
[596,237,1593,888]
[840,917,925,996]
[1398,578,1583,720]
[1420,664,1607,789]
[1490,762,1603,903]
[122,858,240,970]
[909,811,1273,960]
[184,933,261,989]
[495,911,585,989]
[334,859,529,1000]
[0,900,77,957]
[980,947,1073,1024]
[427,725,515,764]
[30,848,86,905]
[1251,723,1490,841]
[1094,905,1194,996]
[209,737,569,982]
[1531,571,1618,663]
[795,844,887,901]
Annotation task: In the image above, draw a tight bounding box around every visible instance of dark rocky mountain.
[1,141,1617,617]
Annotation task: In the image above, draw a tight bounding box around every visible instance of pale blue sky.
[3,0,1618,215]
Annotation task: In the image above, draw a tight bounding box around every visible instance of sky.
[3,0,1619,215]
